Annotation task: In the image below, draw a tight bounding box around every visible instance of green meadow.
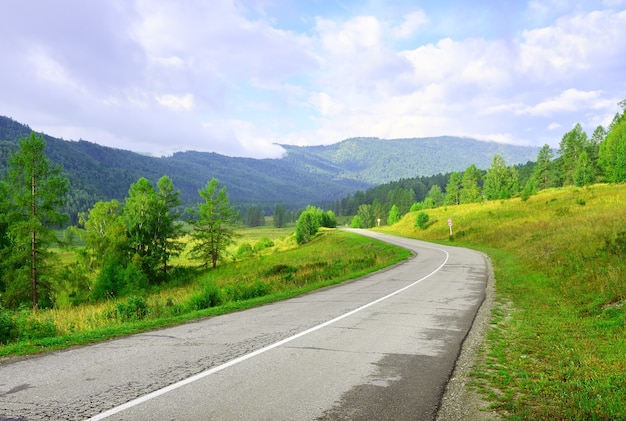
[0,226,410,357]
[380,184,626,420]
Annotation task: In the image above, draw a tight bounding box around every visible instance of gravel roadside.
[436,252,501,421]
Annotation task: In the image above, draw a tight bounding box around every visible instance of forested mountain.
[1,115,541,218]
[280,136,540,184]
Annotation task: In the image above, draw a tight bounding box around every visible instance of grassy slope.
[0,229,410,357]
[379,184,626,420]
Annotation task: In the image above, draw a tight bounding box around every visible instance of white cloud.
[1,1,625,158]
[519,89,603,116]
[392,10,428,39]
[316,15,382,56]
[155,93,194,111]
[548,122,563,130]
[309,92,344,116]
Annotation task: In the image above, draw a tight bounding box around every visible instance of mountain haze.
[280,137,541,185]
[1,116,540,214]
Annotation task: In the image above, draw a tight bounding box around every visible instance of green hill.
[280,136,540,184]
[1,116,541,218]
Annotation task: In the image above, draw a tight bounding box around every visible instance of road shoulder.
[436,252,501,421]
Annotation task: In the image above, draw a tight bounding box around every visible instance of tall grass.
[0,229,409,356]
[380,184,626,420]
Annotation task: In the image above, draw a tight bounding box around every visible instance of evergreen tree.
[531,145,556,190]
[574,151,595,187]
[273,204,286,228]
[484,154,512,200]
[0,133,69,310]
[356,204,375,228]
[188,179,239,268]
[460,164,482,203]
[599,104,626,183]
[444,171,462,205]
[558,123,588,186]
[155,176,184,275]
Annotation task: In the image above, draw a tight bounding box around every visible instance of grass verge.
[380,184,626,420]
[0,229,410,358]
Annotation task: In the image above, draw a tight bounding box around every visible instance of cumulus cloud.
[0,1,624,157]
[392,10,428,39]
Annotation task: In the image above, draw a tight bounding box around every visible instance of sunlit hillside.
[380,184,626,419]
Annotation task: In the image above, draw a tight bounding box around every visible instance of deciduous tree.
[387,204,401,225]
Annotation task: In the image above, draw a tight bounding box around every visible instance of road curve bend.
[0,230,488,421]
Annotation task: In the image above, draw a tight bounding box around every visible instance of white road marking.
[87,245,449,420]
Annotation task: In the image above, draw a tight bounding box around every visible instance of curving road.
[0,230,487,421]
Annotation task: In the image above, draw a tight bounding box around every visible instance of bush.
[188,281,222,310]
[254,237,275,252]
[115,296,149,321]
[236,242,254,259]
[92,258,148,301]
[350,215,362,228]
[0,308,17,344]
[416,212,430,230]
[296,211,319,244]
[222,280,271,302]
[15,313,57,340]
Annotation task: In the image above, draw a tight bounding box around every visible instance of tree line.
[0,133,242,310]
[344,102,626,228]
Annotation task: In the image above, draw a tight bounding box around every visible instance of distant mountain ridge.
[280,136,540,185]
[0,115,540,214]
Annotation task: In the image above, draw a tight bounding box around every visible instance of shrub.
[236,242,254,259]
[222,280,271,302]
[15,313,57,340]
[188,281,222,310]
[254,237,275,252]
[92,258,148,301]
[416,212,430,230]
[350,215,362,228]
[115,296,148,321]
[296,211,319,244]
[0,308,17,344]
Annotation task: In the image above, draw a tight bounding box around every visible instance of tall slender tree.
[155,176,183,275]
[599,104,626,183]
[1,133,68,310]
[444,171,462,205]
[558,123,588,186]
[531,145,556,190]
[188,178,239,268]
[460,164,482,204]
[273,204,286,228]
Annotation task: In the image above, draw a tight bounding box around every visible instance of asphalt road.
[0,230,487,421]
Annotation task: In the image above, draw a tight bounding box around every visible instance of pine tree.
[188,179,239,268]
[460,164,482,204]
[531,145,556,190]
[444,171,462,205]
[1,133,69,310]
[558,123,588,186]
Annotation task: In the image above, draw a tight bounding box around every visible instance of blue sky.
[1,0,625,158]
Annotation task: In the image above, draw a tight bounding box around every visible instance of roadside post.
[448,218,453,236]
